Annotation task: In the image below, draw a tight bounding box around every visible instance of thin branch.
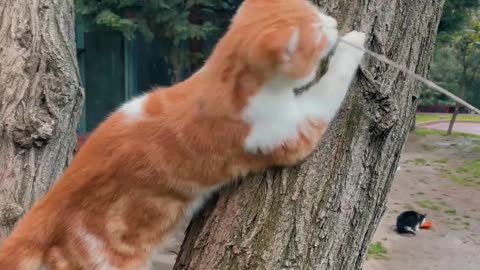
[339,38,480,115]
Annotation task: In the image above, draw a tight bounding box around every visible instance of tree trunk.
[173,0,444,269]
[447,103,459,135]
[410,112,416,132]
[0,0,83,239]
[447,50,468,136]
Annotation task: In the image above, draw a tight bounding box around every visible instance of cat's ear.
[282,27,300,62]
[250,27,300,68]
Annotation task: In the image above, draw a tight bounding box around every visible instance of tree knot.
[12,108,56,148]
[360,70,399,134]
[0,202,25,226]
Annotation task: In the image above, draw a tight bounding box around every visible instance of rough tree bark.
[174,0,444,269]
[0,0,83,239]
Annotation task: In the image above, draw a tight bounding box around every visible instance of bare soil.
[363,134,480,270]
[151,133,480,269]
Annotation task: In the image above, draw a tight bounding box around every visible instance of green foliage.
[94,9,139,39]
[76,0,239,42]
[438,0,478,33]
[421,18,480,108]
[421,46,461,106]
[422,1,479,108]
[75,0,242,80]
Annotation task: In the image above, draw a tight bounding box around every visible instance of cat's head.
[418,213,427,225]
[213,0,338,89]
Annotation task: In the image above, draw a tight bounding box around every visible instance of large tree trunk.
[0,0,83,239]
[173,0,444,269]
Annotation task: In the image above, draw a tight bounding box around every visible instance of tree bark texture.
[0,0,83,238]
[174,0,444,269]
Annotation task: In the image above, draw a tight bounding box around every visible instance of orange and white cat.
[0,0,366,269]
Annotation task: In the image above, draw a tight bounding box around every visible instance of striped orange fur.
[0,0,366,269]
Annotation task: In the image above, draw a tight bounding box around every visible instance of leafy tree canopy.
[75,0,242,81]
[438,0,478,33]
[423,19,480,108]
[75,0,241,43]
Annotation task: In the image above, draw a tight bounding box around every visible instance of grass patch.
[367,242,388,260]
[416,114,448,123]
[416,200,446,211]
[444,173,479,186]
[415,128,480,139]
[414,158,428,166]
[434,159,449,164]
[415,128,443,136]
[421,144,436,151]
[416,113,480,123]
[445,209,457,215]
[457,160,480,177]
[439,163,480,187]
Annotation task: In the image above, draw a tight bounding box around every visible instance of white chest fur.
[241,30,367,155]
[242,81,304,154]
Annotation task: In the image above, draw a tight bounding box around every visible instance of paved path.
[419,121,480,135]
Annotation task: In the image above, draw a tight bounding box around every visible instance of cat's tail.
[0,237,46,270]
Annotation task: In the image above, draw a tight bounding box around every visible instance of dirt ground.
[363,134,480,270]
[151,133,480,270]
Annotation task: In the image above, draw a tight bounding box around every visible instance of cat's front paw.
[317,12,338,57]
[337,31,366,63]
[342,31,366,48]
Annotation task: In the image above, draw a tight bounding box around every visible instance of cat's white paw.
[342,31,366,48]
[337,31,366,63]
